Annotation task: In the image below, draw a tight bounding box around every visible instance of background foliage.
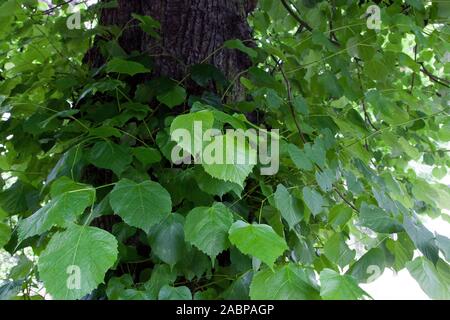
[0,0,449,300]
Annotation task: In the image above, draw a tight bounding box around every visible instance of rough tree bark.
[86,0,257,88]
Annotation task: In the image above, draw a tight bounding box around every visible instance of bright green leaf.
[109,179,172,233]
[38,225,118,300]
[184,203,234,260]
[320,269,370,300]
[229,221,288,268]
[250,264,320,299]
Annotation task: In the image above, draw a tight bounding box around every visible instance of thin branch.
[409,44,417,94]
[329,0,340,45]
[418,62,450,88]
[356,61,378,130]
[273,56,307,144]
[289,0,340,47]
[33,0,78,16]
[334,188,359,213]
[280,0,313,32]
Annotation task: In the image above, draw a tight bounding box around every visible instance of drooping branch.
[280,0,340,46]
[273,56,307,144]
[418,62,450,88]
[280,0,312,32]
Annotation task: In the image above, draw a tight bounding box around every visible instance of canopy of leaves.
[0,0,449,300]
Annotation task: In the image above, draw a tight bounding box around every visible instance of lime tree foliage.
[0,0,449,300]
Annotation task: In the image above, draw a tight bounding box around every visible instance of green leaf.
[405,0,425,10]
[0,280,22,300]
[365,56,388,82]
[403,214,439,264]
[190,64,228,88]
[347,248,385,283]
[320,269,370,300]
[292,95,308,115]
[0,0,19,18]
[302,187,325,216]
[288,144,313,171]
[250,264,320,299]
[229,221,288,268]
[359,202,403,234]
[306,141,327,168]
[9,255,33,279]
[274,184,303,230]
[88,141,132,176]
[38,225,118,300]
[177,246,211,281]
[407,257,450,300]
[157,85,186,108]
[222,271,252,300]
[106,58,151,76]
[184,203,234,260]
[18,179,95,241]
[0,222,11,248]
[158,285,192,300]
[328,204,353,230]
[194,288,217,300]
[106,275,133,300]
[109,179,172,233]
[315,169,336,192]
[148,213,186,266]
[323,233,355,268]
[132,147,161,167]
[385,233,415,271]
[193,166,243,198]
[144,264,177,298]
[436,233,450,262]
[131,13,160,38]
[170,110,214,156]
[202,131,256,188]
[89,126,122,138]
[117,289,153,300]
[265,89,283,110]
[106,275,152,300]
[47,146,84,183]
[0,181,38,215]
[224,39,257,58]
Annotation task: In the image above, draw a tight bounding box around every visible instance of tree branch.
[273,56,307,144]
[356,61,378,131]
[409,44,417,94]
[280,0,312,32]
[281,0,340,47]
[334,188,359,213]
[419,62,450,88]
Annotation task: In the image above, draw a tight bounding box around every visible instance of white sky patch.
[363,158,450,299]
[361,268,429,300]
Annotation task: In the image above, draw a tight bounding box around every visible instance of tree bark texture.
[87,0,257,85]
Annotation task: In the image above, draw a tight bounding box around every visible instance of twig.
[409,44,417,94]
[356,61,378,130]
[329,0,340,45]
[334,188,359,213]
[273,56,307,144]
[284,0,340,47]
[33,0,87,16]
[418,62,450,88]
[280,0,312,32]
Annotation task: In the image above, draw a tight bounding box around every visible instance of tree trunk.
[84,0,257,280]
[87,0,256,85]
